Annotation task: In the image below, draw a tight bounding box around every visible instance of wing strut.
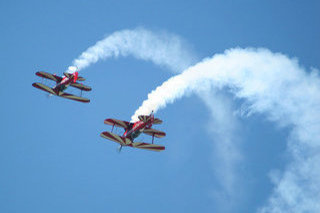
[111,124,115,132]
[152,133,155,144]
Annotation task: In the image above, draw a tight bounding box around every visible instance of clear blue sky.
[1,1,319,212]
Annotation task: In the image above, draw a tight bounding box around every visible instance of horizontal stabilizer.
[77,76,85,81]
[130,142,165,152]
[138,115,150,123]
[143,128,166,138]
[153,118,162,124]
[138,115,162,124]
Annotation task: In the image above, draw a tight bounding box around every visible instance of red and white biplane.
[100,111,166,152]
[32,71,91,103]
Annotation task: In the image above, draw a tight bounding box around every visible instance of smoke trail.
[132,47,320,212]
[67,28,243,210]
[202,91,245,212]
[67,27,196,73]
[67,27,320,211]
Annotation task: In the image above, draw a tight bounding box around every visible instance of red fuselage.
[53,72,78,94]
[123,114,154,140]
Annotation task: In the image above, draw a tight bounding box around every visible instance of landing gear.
[117,145,122,153]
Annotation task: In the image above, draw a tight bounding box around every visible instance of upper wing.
[130,142,165,152]
[63,72,85,81]
[59,91,90,103]
[36,71,62,82]
[104,118,130,129]
[70,83,92,91]
[32,82,56,95]
[32,82,89,103]
[143,128,166,138]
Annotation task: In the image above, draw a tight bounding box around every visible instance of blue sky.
[1,1,320,212]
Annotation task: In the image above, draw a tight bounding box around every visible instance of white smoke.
[67,66,78,73]
[67,27,196,73]
[202,91,245,212]
[66,27,320,211]
[67,28,243,210]
[132,47,320,212]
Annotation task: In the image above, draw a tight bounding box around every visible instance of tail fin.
[150,110,154,123]
[73,72,78,83]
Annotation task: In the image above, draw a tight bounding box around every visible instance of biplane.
[32,71,91,103]
[100,111,166,152]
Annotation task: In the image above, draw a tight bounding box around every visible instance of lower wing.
[100,131,132,145]
[32,82,56,95]
[59,92,90,103]
[130,142,165,152]
[100,131,165,151]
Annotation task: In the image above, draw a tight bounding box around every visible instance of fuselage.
[53,73,77,94]
[123,115,154,141]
